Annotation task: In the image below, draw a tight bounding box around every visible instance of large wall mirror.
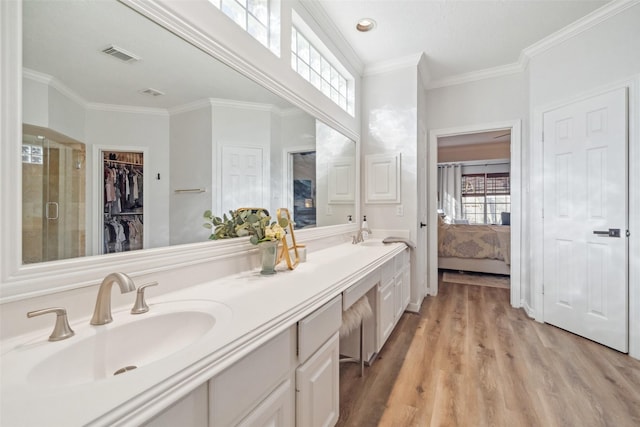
[20,0,356,267]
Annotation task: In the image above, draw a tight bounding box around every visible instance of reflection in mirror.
[21,0,356,266]
[22,125,86,264]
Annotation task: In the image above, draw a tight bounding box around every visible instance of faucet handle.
[27,307,75,341]
[131,281,158,314]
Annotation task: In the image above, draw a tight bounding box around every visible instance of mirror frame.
[0,0,360,302]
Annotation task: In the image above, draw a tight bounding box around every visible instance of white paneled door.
[221,146,265,214]
[543,87,628,352]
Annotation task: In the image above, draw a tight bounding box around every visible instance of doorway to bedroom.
[427,121,522,307]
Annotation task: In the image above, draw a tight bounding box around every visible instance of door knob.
[420,222,427,228]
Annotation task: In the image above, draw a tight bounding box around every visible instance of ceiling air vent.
[101,45,140,63]
[138,88,165,97]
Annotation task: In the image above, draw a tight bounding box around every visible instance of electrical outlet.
[326,206,333,215]
[396,205,404,216]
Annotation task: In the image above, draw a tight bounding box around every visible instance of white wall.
[425,71,529,301]
[278,110,316,216]
[362,66,418,233]
[22,77,86,143]
[528,5,640,108]
[316,120,356,226]
[213,104,273,214]
[85,109,171,250]
[425,72,528,129]
[527,2,640,356]
[169,104,214,245]
[361,65,419,309]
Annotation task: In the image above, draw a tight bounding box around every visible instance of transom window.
[208,0,280,55]
[291,26,353,115]
[462,173,510,224]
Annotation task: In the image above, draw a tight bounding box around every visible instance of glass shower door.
[22,133,86,264]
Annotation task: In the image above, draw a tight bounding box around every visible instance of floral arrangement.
[203,208,288,245]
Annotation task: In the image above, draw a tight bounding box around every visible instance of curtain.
[437,164,462,220]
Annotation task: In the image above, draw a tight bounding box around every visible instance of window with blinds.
[462,173,511,224]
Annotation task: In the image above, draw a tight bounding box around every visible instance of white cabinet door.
[296,333,339,427]
[377,279,395,350]
[141,383,208,427]
[237,379,294,427]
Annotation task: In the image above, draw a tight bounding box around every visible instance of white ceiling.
[315,0,610,80]
[23,0,294,110]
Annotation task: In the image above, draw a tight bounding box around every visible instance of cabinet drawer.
[343,270,379,310]
[298,295,342,363]
[210,328,294,426]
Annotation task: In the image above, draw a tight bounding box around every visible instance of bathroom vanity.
[0,240,411,426]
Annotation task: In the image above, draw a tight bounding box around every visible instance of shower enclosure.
[22,131,86,264]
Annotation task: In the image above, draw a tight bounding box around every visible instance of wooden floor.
[337,279,640,427]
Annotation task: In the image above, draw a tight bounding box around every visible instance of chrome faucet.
[90,272,136,325]
[352,227,372,244]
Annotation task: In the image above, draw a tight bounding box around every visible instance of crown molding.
[522,0,640,59]
[424,0,638,90]
[426,60,525,90]
[209,97,279,113]
[86,102,168,116]
[23,67,88,107]
[363,53,424,77]
[168,98,214,115]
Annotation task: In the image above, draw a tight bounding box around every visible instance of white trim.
[427,120,522,310]
[86,103,168,116]
[425,0,639,90]
[122,0,359,142]
[282,145,316,215]
[0,1,360,302]
[363,53,424,78]
[23,67,88,108]
[295,0,364,76]
[427,61,525,90]
[94,145,150,256]
[531,76,640,359]
[522,0,640,60]
[628,75,640,360]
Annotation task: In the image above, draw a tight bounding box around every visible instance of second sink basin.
[3,300,232,388]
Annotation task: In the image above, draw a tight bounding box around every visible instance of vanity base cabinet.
[142,383,209,427]
[209,328,296,426]
[296,332,340,427]
[376,248,411,353]
[237,378,294,427]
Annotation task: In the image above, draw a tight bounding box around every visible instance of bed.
[438,220,511,275]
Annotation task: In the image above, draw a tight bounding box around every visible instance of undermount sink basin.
[2,300,232,388]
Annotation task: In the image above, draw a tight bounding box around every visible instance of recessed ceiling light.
[356,18,376,32]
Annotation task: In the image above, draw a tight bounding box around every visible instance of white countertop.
[0,240,405,426]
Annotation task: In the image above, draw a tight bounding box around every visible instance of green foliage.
[202,208,288,243]
[203,209,244,240]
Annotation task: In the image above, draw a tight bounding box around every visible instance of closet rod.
[104,159,143,166]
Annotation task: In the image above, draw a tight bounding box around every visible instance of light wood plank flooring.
[337,279,640,427]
